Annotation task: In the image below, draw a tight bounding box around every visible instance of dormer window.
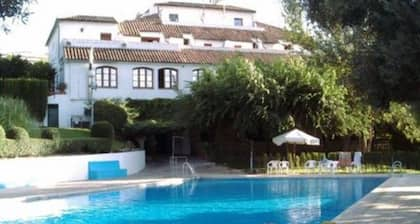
[169,14,179,22]
[141,37,160,43]
[100,33,112,41]
[253,42,258,49]
[204,43,212,47]
[234,18,243,26]
[184,38,190,45]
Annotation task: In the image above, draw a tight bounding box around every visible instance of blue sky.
[0,0,284,56]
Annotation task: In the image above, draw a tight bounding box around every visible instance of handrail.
[182,162,198,179]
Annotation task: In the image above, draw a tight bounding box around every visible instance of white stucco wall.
[59,21,119,42]
[47,61,208,127]
[0,150,145,187]
[159,6,256,28]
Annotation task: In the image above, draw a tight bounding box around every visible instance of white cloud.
[0,0,284,56]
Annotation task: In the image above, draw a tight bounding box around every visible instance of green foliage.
[0,97,34,131]
[94,100,127,133]
[381,102,420,144]
[126,98,179,121]
[91,121,115,139]
[124,119,182,136]
[0,0,32,32]
[59,138,113,154]
[0,139,57,158]
[41,128,60,140]
[6,126,30,155]
[0,79,49,121]
[0,125,5,152]
[296,0,420,106]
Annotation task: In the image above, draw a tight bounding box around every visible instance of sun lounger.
[266,160,280,175]
[391,161,402,173]
[351,152,363,173]
[279,161,289,174]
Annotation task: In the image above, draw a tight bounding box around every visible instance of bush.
[6,126,30,141]
[94,100,127,133]
[41,128,60,140]
[91,121,115,139]
[0,97,34,131]
[0,79,49,121]
[0,125,5,152]
[59,138,113,154]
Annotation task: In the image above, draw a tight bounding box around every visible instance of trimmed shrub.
[94,100,127,133]
[41,128,60,140]
[6,126,30,156]
[0,97,34,131]
[0,125,5,152]
[59,138,112,154]
[0,79,49,121]
[91,121,115,139]
[6,126,30,141]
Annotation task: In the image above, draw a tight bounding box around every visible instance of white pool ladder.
[182,162,198,179]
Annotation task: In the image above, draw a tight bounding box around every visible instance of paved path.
[334,174,420,224]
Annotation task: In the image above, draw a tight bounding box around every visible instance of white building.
[45,1,298,128]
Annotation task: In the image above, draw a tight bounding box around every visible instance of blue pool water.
[0,177,386,224]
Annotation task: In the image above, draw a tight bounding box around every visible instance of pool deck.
[333,174,420,224]
[0,162,419,224]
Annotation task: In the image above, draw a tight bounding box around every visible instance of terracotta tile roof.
[64,47,285,64]
[119,15,285,43]
[59,15,118,24]
[155,2,256,13]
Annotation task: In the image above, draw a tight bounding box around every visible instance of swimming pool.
[0,177,386,224]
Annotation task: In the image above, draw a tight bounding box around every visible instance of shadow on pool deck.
[334,175,420,224]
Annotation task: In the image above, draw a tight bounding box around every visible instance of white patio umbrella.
[272,128,320,155]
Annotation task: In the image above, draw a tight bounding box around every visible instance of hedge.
[126,98,179,120]
[59,138,113,154]
[41,128,60,140]
[0,125,5,152]
[91,121,115,139]
[0,79,48,121]
[94,100,127,133]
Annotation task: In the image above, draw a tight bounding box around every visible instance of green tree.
[293,0,420,106]
[0,0,33,33]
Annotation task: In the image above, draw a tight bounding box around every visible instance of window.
[192,69,204,82]
[158,68,178,89]
[234,45,242,48]
[133,67,153,89]
[253,42,259,49]
[141,37,160,43]
[100,33,112,41]
[204,43,212,47]
[95,66,117,88]
[183,38,190,45]
[234,18,243,26]
[169,14,179,22]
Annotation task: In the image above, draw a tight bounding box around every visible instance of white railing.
[182,162,198,179]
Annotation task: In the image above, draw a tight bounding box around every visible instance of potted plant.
[56,82,67,93]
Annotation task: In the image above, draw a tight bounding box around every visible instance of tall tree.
[294,0,420,107]
[0,0,33,33]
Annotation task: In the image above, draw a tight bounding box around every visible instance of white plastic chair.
[391,161,402,174]
[319,160,338,174]
[266,160,280,175]
[279,161,289,174]
[304,160,318,173]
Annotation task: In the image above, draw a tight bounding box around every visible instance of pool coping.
[332,174,420,224]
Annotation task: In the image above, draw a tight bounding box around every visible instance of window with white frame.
[192,69,204,82]
[158,68,178,89]
[169,14,179,22]
[95,66,117,88]
[133,67,153,89]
